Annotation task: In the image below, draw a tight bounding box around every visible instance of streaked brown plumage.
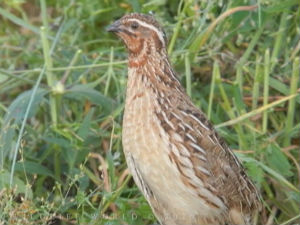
[107,13,261,225]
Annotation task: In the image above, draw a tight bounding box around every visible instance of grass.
[0,0,299,224]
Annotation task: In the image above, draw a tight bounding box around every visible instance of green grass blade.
[104,47,115,96]
[252,54,261,110]
[207,61,218,119]
[236,65,243,94]
[263,49,270,133]
[60,49,82,84]
[40,0,49,31]
[189,5,258,61]
[270,11,288,71]
[41,26,57,126]
[9,66,47,187]
[216,92,299,128]
[284,57,300,146]
[185,53,192,97]
[236,23,265,68]
[0,7,40,34]
[167,0,191,55]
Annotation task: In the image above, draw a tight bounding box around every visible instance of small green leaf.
[0,7,40,35]
[64,84,115,113]
[0,72,8,83]
[43,136,71,149]
[15,161,54,178]
[266,143,293,177]
[237,154,298,192]
[78,108,95,139]
[264,0,298,13]
[4,88,47,124]
[0,169,33,198]
[78,173,90,191]
[0,127,16,167]
[245,161,264,188]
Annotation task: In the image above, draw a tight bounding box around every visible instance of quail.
[107,13,261,225]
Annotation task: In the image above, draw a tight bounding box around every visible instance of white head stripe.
[127,18,165,46]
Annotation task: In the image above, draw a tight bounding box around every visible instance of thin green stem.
[262,180,274,200]
[81,165,103,186]
[207,61,218,119]
[54,148,61,183]
[263,49,270,133]
[280,214,300,225]
[270,11,288,71]
[6,61,127,74]
[257,0,261,27]
[216,66,245,148]
[40,0,49,31]
[41,26,57,126]
[216,92,299,128]
[9,66,47,187]
[252,54,261,110]
[104,47,115,96]
[236,65,243,94]
[41,27,54,86]
[0,69,37,85]
[284,57,299,146]
[168,0,191,55]
[61,49,82,84]
[185,53,192,97]
[236,22,265,68]
[216,72,234,119]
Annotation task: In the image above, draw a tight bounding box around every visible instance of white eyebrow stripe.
[127,18,165,46]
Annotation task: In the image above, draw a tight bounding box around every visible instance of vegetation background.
[0,0,299,224]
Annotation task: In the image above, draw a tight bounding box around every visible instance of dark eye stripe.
[131,22,139,29]
[123,29,137,37]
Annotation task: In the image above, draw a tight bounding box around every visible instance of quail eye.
[131,22,139,30]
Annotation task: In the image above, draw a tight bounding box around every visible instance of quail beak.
[106,20,122,33]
